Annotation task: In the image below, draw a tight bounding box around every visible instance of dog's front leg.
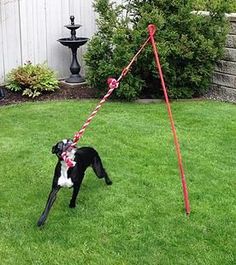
[69,185,80,208]
[37,186,61,227]
[69,172,85,208]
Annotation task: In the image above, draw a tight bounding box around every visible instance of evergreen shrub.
[85,0,230,100]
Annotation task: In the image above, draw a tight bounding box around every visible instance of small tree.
[85,0,229,100]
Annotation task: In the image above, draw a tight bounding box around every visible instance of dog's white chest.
[58,161,73,188]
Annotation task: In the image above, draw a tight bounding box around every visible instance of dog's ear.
[52,145,57,154]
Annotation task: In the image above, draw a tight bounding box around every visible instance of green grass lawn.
[0,100,235,265]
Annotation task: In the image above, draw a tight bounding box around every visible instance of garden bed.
[1,82,235,106]
[0,81,99,106]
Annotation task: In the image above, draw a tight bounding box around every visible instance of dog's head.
[52,139,74,159]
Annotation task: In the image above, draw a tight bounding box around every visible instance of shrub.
[85,0,229,100]
[85,2,144,101]
[6,62,59,98]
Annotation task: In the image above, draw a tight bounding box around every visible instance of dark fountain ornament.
[58,16,88,83]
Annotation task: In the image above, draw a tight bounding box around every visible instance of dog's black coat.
[37,140,112,227]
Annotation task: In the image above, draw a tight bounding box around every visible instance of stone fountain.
[58,16,88,83]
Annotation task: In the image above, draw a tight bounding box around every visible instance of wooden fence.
[0,0,98,84]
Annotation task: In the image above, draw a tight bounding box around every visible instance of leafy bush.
[6,62,59,98]
[85,0,229,100]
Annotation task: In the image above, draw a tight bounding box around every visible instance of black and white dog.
[37,139,112,227]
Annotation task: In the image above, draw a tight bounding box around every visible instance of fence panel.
[19,0,47,65]
[0,0,22,83]
[0,0,98,84]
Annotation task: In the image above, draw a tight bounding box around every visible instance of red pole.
[148,24,190,215]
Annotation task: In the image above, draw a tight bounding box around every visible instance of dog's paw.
[37,214,46,227]
[105,179,112,185]
[37,220,44,227]
[69,202,76,208]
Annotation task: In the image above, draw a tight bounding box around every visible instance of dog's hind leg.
[37,186,61,227]
[92,155,112,185]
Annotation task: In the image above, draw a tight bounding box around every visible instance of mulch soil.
[0,82,100,106]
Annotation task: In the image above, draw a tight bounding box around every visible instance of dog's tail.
[92,154,106,178]
[92,154,112,185]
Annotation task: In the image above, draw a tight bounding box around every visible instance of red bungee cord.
[148,25,190,215]
[61,24,191,215]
